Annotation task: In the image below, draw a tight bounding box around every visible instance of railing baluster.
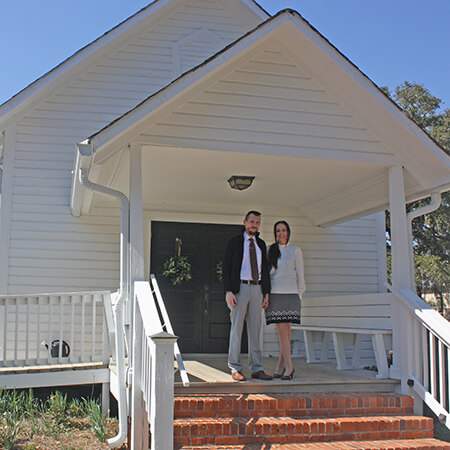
[447,346,450,412]
[81,295,86,362]
[31,297,38,364]
[37,297,41,361]
[145,334,152,410]
[25,298,30,363]
[75,294,81,364]
[70,296,75,364]
[92,294,97,361]
[58,296,64,361]
[413,319,421,383]
[14,298,19,365]
[48,296,53,364]
[430,333,438,399]
[2,299,7,364]
[0,299,3,366]
[142,319,148,406]
[422,327,430,391]
[439,340,447,408]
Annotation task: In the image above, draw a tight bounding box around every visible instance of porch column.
[388,165,412,387]
[129,143,148,449]
[129,143,145,318]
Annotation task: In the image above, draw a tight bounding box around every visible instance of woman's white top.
[269,244,306,298]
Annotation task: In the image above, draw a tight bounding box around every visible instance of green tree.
[415,253,449,312]
[384,82,449,311]
[393,81,441,130]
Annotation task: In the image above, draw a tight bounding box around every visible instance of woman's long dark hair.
[268,220,291,270]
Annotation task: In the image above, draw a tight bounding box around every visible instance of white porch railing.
[131,280,183,450]
[0,291,113,368]
[388,284,450,429]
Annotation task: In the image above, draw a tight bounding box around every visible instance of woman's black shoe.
[281,369,295,380]
[273,368,285,379]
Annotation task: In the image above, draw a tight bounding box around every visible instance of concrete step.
[173,414,435,446]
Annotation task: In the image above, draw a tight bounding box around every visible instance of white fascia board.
[90,13,292,156]
[0,0,174,127]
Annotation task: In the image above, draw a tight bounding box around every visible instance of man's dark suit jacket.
[223,231,271,295]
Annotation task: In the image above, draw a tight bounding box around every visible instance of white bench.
[295,293,393,378]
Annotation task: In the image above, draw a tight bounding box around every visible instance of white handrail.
[132,281,177,449]
[150,274,190,386]
[386,283,450,347]
[386,283,450,429]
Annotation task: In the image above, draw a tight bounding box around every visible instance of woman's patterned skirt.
[265,293,301,324]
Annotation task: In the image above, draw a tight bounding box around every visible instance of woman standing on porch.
[266,220,306,380]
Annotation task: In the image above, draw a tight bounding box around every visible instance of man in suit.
[223,210,272,381]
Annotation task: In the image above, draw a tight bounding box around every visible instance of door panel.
[150,221,244,353]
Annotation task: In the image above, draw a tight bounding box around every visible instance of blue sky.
[1,0,449,109]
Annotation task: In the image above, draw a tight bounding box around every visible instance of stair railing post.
[149,331,178,450]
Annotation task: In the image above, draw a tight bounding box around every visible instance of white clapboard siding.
[261,215,383,364]
[6,0,258,294]
[260,215,381,297]
[8,203,121,293]
[142,44,392,160]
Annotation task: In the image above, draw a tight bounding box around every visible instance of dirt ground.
[10,418,128,449]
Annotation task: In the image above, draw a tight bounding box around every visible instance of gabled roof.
[89,8,449,161]
[0,0,269,126]
[71,9,449,225]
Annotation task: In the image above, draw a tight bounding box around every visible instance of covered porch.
[70,10,448,296]
[69,11,447,383]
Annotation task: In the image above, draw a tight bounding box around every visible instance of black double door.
[150,221,246,353]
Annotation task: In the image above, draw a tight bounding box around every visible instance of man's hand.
[226,291,237,307]
[262,294,269,309]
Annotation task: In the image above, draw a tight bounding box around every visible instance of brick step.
[173,415,434,446]
[175,393,414,419]
[178,438,450,449]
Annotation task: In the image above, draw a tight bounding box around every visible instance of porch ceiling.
[105,144,397,225]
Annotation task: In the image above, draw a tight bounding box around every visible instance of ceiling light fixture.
[227,175,255,191]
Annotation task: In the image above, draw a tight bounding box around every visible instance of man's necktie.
[249,238,259,282]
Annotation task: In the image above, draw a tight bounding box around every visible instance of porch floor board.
[0,362,110,390]
[0,361,107,375]
[175,355,398,394]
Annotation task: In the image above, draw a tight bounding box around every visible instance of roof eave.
[0,0,174,127]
